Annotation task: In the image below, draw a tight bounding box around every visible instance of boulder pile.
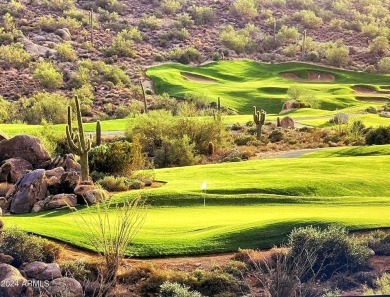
[0,135,108,214]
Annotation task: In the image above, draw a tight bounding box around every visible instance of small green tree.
[33,61,63,90]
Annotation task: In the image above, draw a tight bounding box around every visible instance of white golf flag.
[201,181,207,191]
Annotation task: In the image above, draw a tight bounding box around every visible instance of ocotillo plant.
[66,96,92,181]
[253,106,266,140]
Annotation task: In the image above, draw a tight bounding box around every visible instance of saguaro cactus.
[253,106,266,140]
[66,96,92,181]
[301,29,307,60]
[96,120,101,146]
[89,9,94,45]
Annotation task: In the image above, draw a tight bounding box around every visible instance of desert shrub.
[72,84,94,115]
[61,260,93,282]
[174,13,194,28]
[234,135,256,146]
[365,126,390,145]
[0,43,30,69]
[0,96,15,123]
[288,225,369,280]
[325,46,349,67]
[89,141,135,176]
[0,27,15,45]
[119,263,155,284]
[0,228,62,267]
[44,0,75,11]
[364,273,390,295]
[103,30,136,57]
[161,0,183,15]
[17,92,69,124]
[29,122,68,156]
[167,46,201,64]
[306,50,319,61]
[139,14,160,29]
[369,36,389,55]
[56,42,77,62]
[276,26,299,45]
[154,135,196,168]
[189,6,215,25]
[33,61,63,90]
[159,282,202,297]
[378,57,390,74]
[230,0,258,20]
[219,24,260,54]
[74,59,130,86]
[36,15,81,32]
[194,269,249,296]
[293,10,323,29]
[97,176,130,191]
[363,230,390,256]
[127,110,225,163]
[269,129,284,142]
[119,26,142,42]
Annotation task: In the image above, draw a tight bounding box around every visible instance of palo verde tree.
[253,106,266,140]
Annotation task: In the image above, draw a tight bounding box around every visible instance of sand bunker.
[353,86,381,94]
[181,72,218,83]
[280,71,335,82]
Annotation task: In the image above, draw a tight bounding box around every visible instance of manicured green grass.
[302,144,390,158]
[3,155,390,257]
[147,60,390,114]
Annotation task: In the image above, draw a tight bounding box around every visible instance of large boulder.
[9,169,47,214]
[0,263,33,297]
[84,189,109,205]
[49,171,80,195]
[55,28,71,41]
[280,116,295,129]
[19,37,56,58]
[48,277,83,297]
[21,262,61,281]
[0,158,33,183]
[0,183,13,197]
[43,194,77,211]
[0,135,51,169]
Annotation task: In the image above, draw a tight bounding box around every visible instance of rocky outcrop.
[55,28,71,41]
[9,169,47,214]
[48,277,83,297]
[19,37,56,58]
[0,158,33,183]
[0,264,33,297]
[21,262,62,281]
[0,135,51,169]
[32,194,77,212]
[280,116,295,129]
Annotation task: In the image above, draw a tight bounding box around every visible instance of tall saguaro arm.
[66,96,92,181]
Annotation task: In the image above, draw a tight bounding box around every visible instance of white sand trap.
[280,71,335,82]
[181,72,218,83]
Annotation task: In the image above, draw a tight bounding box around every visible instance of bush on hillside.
[167,46,202,64]
[33,61,63,90]
[0,43,31,69]
[365,126,390,145]
[159,281,202,297]
[17,92,69,124]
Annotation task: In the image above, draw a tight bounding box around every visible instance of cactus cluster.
[66,96,101,181]
[253,106,266,140]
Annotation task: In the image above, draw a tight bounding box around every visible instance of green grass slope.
[3,155,390,257]
[147,60,390,114]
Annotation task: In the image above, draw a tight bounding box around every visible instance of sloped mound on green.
[147,60,390,114]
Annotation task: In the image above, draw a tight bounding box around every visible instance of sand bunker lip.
[181,72,218,83]
[280,71,335,82]
[353,85,383,94]
[356,96,389,103]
